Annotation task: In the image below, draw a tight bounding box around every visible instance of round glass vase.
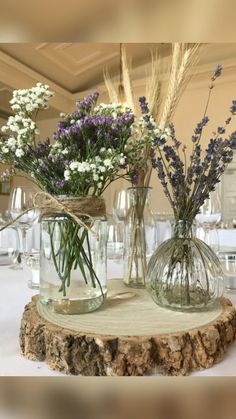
[146,220,224,312]
[124,187,155,288]
[40,212,107,315]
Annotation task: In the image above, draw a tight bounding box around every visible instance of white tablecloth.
[1,260,236,376]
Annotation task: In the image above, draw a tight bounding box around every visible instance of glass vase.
[146,220,224,311]
[40,214,107,314]
[124,187,155,288]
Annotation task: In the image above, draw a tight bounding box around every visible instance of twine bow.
[0,191,106,237]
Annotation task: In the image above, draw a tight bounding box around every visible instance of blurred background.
[1,377,236,419]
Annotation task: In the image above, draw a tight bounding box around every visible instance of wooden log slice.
[20,280,236,376]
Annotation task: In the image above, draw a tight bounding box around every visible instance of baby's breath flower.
[15,148,24,158]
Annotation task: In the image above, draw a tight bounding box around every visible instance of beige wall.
[1,64,236,216]
[103,68,236,214]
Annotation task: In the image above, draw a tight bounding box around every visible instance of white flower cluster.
[0,167,14,181]
[49,143,69,161]
[0,83,54,159]
[9,83,53,114]
[130,115,171,149]
[64,148,125,191]
[138,115,171,139]
[94,102,132,119]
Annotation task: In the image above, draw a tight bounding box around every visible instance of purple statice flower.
[230,100,236,114]
[54,126,70,141]
[76,92,99,111]
[211,64,222,81]
[113,113,134,128]
[56,92,100,132]
[51,179,66,189]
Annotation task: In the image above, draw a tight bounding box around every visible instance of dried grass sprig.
[103,68,119,103]
[146,51,161,117]
[159,43,202,129]
[121,44,136,113]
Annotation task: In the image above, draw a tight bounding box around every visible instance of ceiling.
[0,43,170,93]
[0,43,235,119]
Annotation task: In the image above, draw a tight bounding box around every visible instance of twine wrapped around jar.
[0,191,106,235]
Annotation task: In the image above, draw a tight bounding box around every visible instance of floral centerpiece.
[0,85,134,313]
[140,65,236,311]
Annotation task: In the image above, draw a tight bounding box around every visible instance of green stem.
[48,217,104,300]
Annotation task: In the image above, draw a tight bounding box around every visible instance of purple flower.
[230,100,236,114]
[51,178,66,189]
[76,92,99,109]
[192,135,198,143]
[143,114,153,130]
[139,96,149,114]
[217,127,225,134]
[152,136,166,147]
[211,64,222,81]
[194,116,209,135]
[169,123,181,148]
[230,131,236,148]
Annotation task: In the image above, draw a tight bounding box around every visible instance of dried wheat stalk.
[103,68,119,103]
[159,43,202,129]
[121,44,135,113]
[146,51,161,117]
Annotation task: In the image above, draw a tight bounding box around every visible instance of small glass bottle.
[124,187,155,288]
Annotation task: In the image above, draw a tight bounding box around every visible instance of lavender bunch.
[141,65,236,225]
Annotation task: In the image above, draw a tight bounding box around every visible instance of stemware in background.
[196,186,221,253]
[8,186,39,259]
[0,227,21,269]
[24,222,40,289]
[153,212,174,246]
[107,214,124,261]
[112,189,130,222]
[112,189,130,256]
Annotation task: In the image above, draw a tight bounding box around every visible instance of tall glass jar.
[146,220,224,311]
[124,187,155,288]
[40,208,107,314]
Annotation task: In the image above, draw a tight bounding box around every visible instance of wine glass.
[196,186,221,252]
[8,187,39,259]
[24,222,40,289]
[107,214,124,261]
[0,226,21,269]
[113,189,130,222]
